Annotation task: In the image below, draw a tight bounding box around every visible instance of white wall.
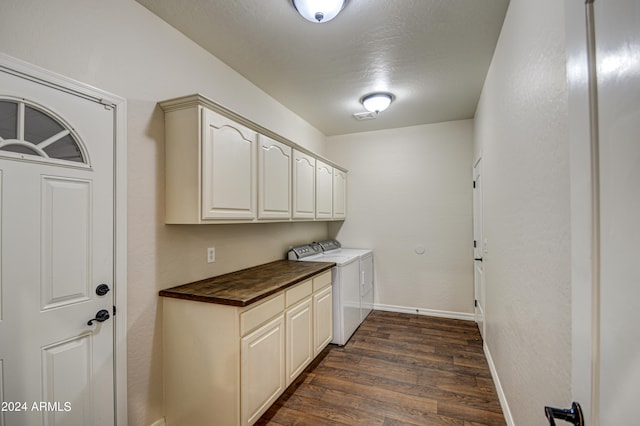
[474,0,571,424]
[326,120,474,317]
[0,1,331,424]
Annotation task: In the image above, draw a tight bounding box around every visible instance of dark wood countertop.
[159,260,335,307]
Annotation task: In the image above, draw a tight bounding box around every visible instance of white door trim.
[472,155,484,337]
[565,0,594,422]
[0,53,128,425]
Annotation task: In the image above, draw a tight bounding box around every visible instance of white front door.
[472,157,485,338]
[566,0,640,424]
[0,66,115,425]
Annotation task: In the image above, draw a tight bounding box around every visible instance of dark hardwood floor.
[256,310,505,426]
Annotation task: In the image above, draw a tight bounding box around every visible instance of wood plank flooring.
[256,310,505,426]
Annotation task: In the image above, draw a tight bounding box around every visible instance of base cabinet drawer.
[241,293,285,335]
[241,315,285,425]
[312,270,332,291]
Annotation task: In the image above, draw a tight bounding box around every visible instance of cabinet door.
[202,108,257,220]
[292,150,315,219]
[285,298,313,386]
[241,315,285,425]
[313,286,333,356]
[315,160,333,219]
[258,135,292,219]
[332,168,347,219]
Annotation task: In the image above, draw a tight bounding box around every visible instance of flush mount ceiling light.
[361,92,394,113]
[291,0,349,23]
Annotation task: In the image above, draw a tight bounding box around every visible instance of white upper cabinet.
[258,135,292,219]
[292,150,316,219]
[161,99,257,224]
[315,160,333,219]
[332,168,347,219]
[202,108,257,220]
[161,94,346,224]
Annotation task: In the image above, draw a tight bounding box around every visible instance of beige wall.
[326,120,474,317]
[0,1,331,424]
[474,0,571,424]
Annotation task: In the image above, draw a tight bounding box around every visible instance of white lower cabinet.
[162,270,333,426]
[285,297,313,386]
[313,270,333,355]
[313,285,333,356]
[284,278,314,386]
[241,315,285,425]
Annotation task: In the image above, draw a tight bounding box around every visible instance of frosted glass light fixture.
[361,93,394,113]
[291,0,348,23]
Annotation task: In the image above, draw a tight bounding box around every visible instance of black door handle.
[545,402,584,426]
[474,258,483,262]
[87,309,110,325]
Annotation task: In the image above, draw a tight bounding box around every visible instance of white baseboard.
[149,418,166,426]
[483,342,515,426]
[374,303,475,321]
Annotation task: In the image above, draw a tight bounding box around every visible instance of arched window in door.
[0,98,88,165]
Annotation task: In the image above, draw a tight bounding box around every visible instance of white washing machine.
[288,240,374,345]
[316,240,374,323]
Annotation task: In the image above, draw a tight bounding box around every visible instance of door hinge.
[475,300,478,307]
[474,240,477,248]
[473,180,476,188]
[113,305,117,316]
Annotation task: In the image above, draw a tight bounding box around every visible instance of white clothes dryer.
[316,240,374,323]
[288,240,374,345]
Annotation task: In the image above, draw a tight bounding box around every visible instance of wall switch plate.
[207,247,215,263]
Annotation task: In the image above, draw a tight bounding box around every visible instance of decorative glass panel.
[25,105,64,144]
[0,99,86,164]
[43,136,84,163]
[0,101,18,140]
[1,144,39,156]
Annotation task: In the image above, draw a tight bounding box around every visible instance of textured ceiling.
[136,0,509,136]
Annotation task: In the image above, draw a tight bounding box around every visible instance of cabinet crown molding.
[159,93,347,173]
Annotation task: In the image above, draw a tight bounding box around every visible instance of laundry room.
[1,1,638,425]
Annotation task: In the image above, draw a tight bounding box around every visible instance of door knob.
[87,309,110,326]
[544,402,584,426]
[95,284,110,296]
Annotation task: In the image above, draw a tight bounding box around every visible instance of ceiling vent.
[352,111,377,121]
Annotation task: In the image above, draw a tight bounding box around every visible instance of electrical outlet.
[207,247,215,263]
